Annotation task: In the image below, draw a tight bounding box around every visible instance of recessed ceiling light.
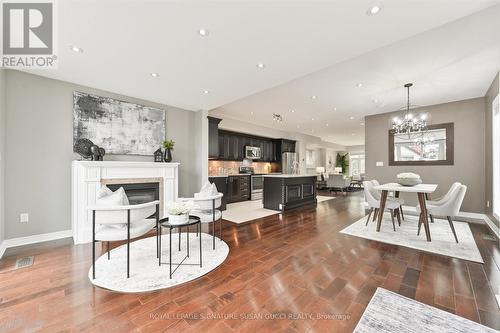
[150,73,160,78]
[256,63,266,69]
[360,122,365,126]
[69,45,83,53]
[203,90,210,94]
[349,116,355,120]
[367,4,383,16]
[356,83,363,88]
[332,107,337,111]
[311,117,315,121]
[311,95,317,100]
[198,28,209,36]
[326,123,329,127]
[290,109,295,113]
[250,111,254,115]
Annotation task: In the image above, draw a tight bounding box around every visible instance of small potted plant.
[163,139,175,162]
[166,201,194,225]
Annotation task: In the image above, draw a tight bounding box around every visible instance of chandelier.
[272,113,283,123]
[391,83,429,139]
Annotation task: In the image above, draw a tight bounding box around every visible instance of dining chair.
[425,182,461,223]
[363,181,401,231]
[89,200,160,279]
[370,179,405,221]
[417,185,467,243]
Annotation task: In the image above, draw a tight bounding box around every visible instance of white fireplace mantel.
[71,161,179,244]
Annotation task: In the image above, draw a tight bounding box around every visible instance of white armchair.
[180,193,223,250]
[417,185,467,243]
[88,200,160,279]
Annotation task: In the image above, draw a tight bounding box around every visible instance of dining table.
[374,183,438,242]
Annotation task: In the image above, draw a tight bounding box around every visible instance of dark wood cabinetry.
[208,117,222,159]
[208,176,227,210]
[216,129,295,163]
[209,175,250,206]
[263,176,316,211]
[227,175,250,203]
[207,116,296,164]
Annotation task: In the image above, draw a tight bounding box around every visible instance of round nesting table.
[158,215,202,279]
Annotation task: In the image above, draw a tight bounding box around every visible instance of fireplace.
[107,182,159,205]
[72,161,179,244]
[106,182,160,219]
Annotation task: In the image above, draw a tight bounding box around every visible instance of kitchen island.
[263,174,317,211]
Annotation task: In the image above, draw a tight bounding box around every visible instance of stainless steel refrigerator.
[282,152,299,174]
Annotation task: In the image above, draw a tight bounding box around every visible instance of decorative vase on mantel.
[164,148,172,162]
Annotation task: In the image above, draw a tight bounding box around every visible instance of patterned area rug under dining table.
[340,213,483,263]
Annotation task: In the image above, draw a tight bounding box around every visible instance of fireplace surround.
[72,161,179,244]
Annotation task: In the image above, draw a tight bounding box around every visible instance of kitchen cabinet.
[208,117,222,159]
[227,175,250,203]
[212,127,296,163]
[285,184,302,204]
[208,176,227,210]
[263,175,317,211]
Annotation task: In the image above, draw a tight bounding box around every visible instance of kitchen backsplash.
[209,160,280,176]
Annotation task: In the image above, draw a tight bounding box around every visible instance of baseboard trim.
[0,241,6,259]
[483,215,500,240]
[0,230,72,259]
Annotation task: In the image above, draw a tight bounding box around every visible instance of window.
[493,95,500,220]
[349,153,365,176]
[306,149,316,167]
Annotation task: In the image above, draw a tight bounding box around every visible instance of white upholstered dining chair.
[417,184,467,243]
[370,179,405,221]
[363,181,402,231]
[88,200,160,279]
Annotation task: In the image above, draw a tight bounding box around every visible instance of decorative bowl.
[168,214,189,225]
[397,178,422,186]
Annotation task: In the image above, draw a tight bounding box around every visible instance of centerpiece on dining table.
[166,201,194,225]
[397,172,422,186]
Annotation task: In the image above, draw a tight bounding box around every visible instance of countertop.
[262,174,317,178]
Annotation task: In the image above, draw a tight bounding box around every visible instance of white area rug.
[223,200,278,223]
[355,288,496,333]
[223,196,335,224]
[340,213,483,263]
[89,233,229,292]
[317,195,335,203]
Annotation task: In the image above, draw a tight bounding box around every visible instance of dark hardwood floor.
[0,192,499,332]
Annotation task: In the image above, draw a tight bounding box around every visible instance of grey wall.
[485,72,499,227]
[4,70,200,239]
[365,97,486,213]
[0,69,5,244]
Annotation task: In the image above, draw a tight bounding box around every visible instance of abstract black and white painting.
[73,92,165,155]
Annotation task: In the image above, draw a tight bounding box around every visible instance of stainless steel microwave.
[245,146,261,159]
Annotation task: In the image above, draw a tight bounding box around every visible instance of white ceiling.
[212,4,500,146]
[25,0,500,146]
